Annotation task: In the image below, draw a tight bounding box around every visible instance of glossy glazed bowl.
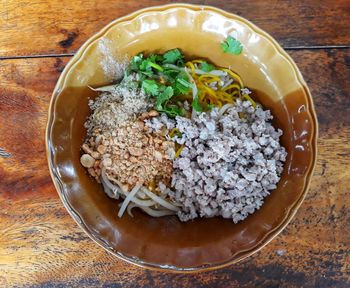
[46,4,317,272]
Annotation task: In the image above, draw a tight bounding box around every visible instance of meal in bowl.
[80,37,287,223]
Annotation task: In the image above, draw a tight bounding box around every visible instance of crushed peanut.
[80,154,95,168]
[81,114,175,190]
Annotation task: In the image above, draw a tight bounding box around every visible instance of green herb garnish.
[142,79,159,96]
[162,68,179,83]
[148,54,164,63]
[162,49,183,64]
[139,60,154,77]
[200,61,215,72]
[174,71,191,95]
[156,86,174,110]
[130,54,143,70]
[221,36,243,55]
[148,61,163,72]
[130,53,164,77]
[128,49,201,117]
[155,87,184,117]
[162,106,184,118]
[192,94,203,112]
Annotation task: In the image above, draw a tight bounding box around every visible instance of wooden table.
[0,1,349,287]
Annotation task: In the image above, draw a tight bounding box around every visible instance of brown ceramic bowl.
[46,4,317,272]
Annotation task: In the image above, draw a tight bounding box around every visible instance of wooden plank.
[0,49,349,287]
[0,0,349,58]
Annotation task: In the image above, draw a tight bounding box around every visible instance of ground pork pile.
[146,99,287,222]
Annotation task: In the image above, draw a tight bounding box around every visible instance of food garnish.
[81,47,286,222]
[220,36,243,55]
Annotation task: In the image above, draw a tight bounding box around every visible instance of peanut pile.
[80,111,175,192]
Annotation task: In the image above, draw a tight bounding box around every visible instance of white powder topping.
[85,85,153,135]
[98,38,128,81]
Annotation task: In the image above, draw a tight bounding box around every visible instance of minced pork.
[145,99,287,222]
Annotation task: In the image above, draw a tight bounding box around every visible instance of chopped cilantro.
[155,87,183,117]
[200,61,215,72]
[174,71,191,95]
[156,86,174,110]
[148,61,164,72]
[139,59,154,76]
[221,36,243,55]
[135,54,164,77]
[162,49,183,64]
[176,78,191,88]
[142,79,159,96]
[162,68,179,83]
[192,94,203,112]
[126,49,205,116]
[162,106,183,118]
[148,54,163,63]
[130,54,143,70]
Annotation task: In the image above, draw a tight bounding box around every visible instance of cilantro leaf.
[139,60,154,76]
[130,54,143,70]
[162,106,184,118]
[141,71,153,77]
[174,71,191,95]
[137,55,164,77]
[154,87,183,117]
[156,87,183,117]
[162,49,183,64]
[156,86,174,110]
[138,65,152,77]
[162,68,179,83]
[148,54,163,63]
[199,61,215,72]
[192,94,203,112]
[142,79,159,96]
[220,36,243,55]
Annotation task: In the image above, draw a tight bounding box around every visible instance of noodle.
[101,169,120,199]
[101,170,179,217]
[118,184,142,218]
[220,68,244,88]
[102,171,154,206]
[141,187,179,212]
[176,60,250,110]
[242,94,257,108]
[198,74,222,83]
[139,207,176,217]
[127,203,137,217]
[219,103,234,116]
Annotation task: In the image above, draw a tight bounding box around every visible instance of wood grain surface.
[1,49,349,287]
[0,0,350,57]
[0,0,350,287]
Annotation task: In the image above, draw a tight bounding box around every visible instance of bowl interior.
[47,5,317,270]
